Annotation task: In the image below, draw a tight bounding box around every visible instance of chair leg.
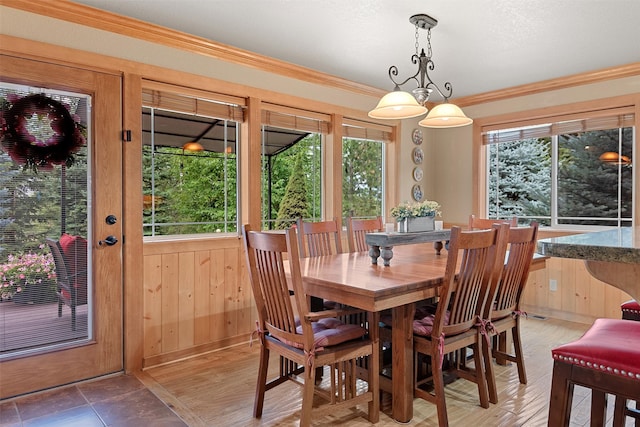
[71,304,76,331]
[58,297,62,317]
[431,346,449,427]
[300,360,317,427]
[512,321,527,384]
[590,389,607,427]
[483,333,499,404]
[472,340,490,409]
[253,346,269,418]
[548,360,574,427]
[613,396,627,427]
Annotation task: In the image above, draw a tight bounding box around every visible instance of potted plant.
[390,200,441,233]
[0,245,57,304]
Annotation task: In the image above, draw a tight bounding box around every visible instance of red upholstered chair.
[548,318,640,426]
[619,300,640,424]
[622,299,640,321]
[46,235,88,331]
[242,225,379,426]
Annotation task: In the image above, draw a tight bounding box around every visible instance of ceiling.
[71,0,640,101]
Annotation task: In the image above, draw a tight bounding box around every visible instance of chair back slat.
[243,225,310,348]
[347,216,382,252]
[46,238,71,287]
[297,218,343,257]
[435,225,509,338]
[487,222,539,320]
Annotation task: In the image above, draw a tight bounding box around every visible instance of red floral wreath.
[0,93,86,171]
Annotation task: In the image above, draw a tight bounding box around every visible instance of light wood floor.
[140,317,635,426]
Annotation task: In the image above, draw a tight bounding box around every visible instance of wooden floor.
[140,316,637,426]
[0,300,88,354]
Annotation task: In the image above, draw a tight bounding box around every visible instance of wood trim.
[454,62,640,107]
[123,73,144,373]
[0,0,383,98]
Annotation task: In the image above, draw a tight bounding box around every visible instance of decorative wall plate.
[412,128,423,145]
[412,147,424,165]
[413,166,423,181]
[412,184,423,201]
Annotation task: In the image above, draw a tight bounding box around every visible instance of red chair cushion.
[552,318,640,381]
[276,318,367,350]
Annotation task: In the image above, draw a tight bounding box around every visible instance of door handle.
[98,235,118,246]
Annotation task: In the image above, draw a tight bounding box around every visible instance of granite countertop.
[537,226,640,264]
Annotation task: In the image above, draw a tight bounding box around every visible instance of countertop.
[537,226,640,264]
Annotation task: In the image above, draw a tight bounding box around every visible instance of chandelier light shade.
[368,90,427,119]
[418,103,473,128]
[368,13,472,128]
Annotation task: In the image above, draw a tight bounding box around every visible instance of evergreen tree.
[342,138,382,218]
[274,150,308,229]
[488,138,551,223]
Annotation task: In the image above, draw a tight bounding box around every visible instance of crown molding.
[2,0,638,107]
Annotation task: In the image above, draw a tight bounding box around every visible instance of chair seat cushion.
[287,318,366,349]
[552,318,640,381]
[380,306,451,337]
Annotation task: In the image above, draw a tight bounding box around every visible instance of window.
[260,106,326,230]
[484,109,635,227]
[141,87,243,236]
[341,120,390,221]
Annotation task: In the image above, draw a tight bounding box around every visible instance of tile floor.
[0,374,186,427]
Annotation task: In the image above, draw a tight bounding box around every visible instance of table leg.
[433,241,443,255]
[369,245,380,264]
[381,246,394,266]
[391,303,415,423]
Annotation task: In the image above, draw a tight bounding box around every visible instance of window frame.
[474,94,639,229]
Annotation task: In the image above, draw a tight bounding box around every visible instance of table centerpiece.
[390,200,441,233]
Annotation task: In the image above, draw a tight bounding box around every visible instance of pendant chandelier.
[368,14,472,128]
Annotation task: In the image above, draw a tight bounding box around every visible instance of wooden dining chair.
[296,217,343,258]
[468,214,517,230]
[242,225,379,426]
[412,224,510,427]
[481,222,539,404]
[346,216,383,253]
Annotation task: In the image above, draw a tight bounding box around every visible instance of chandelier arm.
[388,65,420,89]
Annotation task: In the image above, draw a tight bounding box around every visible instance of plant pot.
[12,284,57,305]
[398,216,435,233]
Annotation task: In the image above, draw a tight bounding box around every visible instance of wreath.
[0,93,86,171]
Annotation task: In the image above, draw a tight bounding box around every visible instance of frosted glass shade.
[368,91,428,119]
[418,103,473,128]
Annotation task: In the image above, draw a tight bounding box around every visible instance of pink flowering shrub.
[0,244,56,300]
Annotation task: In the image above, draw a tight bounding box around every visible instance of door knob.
[98,235,118,246]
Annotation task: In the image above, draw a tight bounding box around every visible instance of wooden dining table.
[300,243,447,423]
[300,241,548,423]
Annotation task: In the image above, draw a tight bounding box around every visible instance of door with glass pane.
[0,56,123,398]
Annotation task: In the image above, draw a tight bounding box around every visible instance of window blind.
[261,104,330,134]
[342,118,393,142]
[482,108,635,145]
[142,88,245,122]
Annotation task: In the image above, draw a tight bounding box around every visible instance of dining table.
[299,241,547,423]
[300,243,446,423]
[537,226,640,301]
